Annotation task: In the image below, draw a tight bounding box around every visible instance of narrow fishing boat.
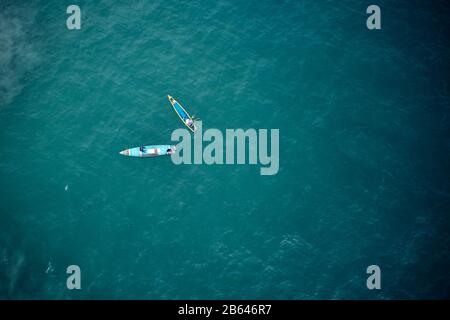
[119,145,176,158]
[167,95,197,133]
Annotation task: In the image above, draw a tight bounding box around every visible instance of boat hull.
[119,145,176,158]
[167,95,197,132]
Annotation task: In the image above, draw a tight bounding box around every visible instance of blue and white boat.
[119,145,176,158]
[167,95,197,132]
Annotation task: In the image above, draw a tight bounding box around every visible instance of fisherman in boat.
[186,118,193,127]
[166,147,176,155]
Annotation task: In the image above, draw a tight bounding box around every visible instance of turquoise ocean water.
[1,0,449,299]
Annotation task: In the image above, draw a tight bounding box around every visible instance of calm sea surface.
[0,0,449,299]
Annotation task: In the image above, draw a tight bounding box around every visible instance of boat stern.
[168,145,177,155]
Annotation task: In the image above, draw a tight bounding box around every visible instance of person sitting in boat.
[139,146,146,152]
[186,118,193,127]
